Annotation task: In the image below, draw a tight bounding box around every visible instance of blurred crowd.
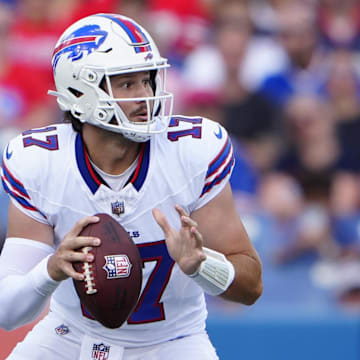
[1,0,360,309]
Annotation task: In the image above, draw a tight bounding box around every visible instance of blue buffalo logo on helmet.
[52,24,108,70]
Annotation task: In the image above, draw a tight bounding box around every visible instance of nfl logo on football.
[111,200,125,216]
[103,254,132,279]
[92,343,110,360]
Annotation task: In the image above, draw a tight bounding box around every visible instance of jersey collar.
[125,140,150,191]
[75,133,150,194]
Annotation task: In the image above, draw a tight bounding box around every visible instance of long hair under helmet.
[49,13,174,142]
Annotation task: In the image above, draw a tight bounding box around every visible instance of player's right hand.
[47,216,101,281]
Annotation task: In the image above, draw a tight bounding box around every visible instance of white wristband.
[189,247,235,296]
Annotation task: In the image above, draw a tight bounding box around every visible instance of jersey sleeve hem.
[9,198,49,225]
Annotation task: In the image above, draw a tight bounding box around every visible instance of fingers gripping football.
[152,205,206,275]
[47,216,101,282]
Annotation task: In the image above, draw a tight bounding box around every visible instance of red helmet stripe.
[53,36,98,57]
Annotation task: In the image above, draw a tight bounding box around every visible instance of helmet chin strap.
[89,99,152,142]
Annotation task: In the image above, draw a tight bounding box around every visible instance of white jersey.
[1,116,234,347]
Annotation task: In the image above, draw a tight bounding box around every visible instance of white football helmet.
[49,13,173,142]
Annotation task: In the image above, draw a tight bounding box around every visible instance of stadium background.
[1,0,360,358]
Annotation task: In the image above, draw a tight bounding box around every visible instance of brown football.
[73,213,143,329]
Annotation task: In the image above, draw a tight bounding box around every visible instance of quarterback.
[0,14,262,360]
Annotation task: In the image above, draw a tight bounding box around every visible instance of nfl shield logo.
[103,255,132,279]
[111,200,125,216]
[92,343,110,360]
[55,324,69,335]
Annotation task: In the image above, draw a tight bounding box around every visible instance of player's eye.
[120,81,131,89]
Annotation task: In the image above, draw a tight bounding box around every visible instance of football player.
[0,14,262,360]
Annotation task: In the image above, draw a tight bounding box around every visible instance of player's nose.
[134,82,151,100]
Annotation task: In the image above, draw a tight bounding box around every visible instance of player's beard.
[129,102,153,123]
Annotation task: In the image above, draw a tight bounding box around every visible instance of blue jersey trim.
[201,153,235,197]
[2,178,47,218]
[75,134,100,194]
[206,137,232,179]
[131,141,150,192]
[2,162,30,199]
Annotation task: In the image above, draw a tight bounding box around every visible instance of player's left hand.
[152,205,206,275]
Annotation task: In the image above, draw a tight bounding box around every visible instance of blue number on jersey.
[167,116,202,142]
[22,126,59,150]
[128,240,175,324]
[80,240,175,324]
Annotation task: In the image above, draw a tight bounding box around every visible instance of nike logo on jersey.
[5,145,12,159]
[214,125,223,139]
